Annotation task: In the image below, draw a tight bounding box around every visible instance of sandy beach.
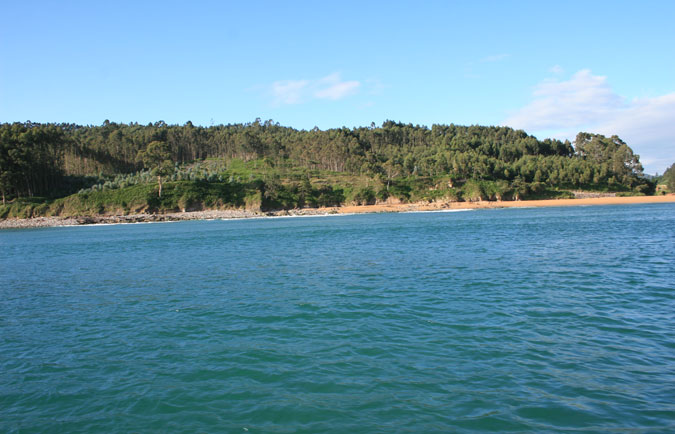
[329,194,675,214]
[1,194,673,229]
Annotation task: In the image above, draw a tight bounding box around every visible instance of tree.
[0,120,658,206]
[136,141,174,197]
[0,142,15,204]
[574,132,646,187]
[511,177,528,200]
[0,122,66,201]
[663,163,675,192]
[382,158,401,191]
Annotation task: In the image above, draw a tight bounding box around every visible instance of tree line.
[0,119,655,203]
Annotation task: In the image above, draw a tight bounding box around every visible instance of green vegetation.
[659,163,675,193]
[0,119,658,218]
[136,140,174,198]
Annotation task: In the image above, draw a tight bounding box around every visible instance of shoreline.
[329,194,675,214]
[1,195,674,229]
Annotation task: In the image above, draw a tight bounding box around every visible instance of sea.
[1,203,674,433]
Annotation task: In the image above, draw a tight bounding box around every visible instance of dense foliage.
[0,123,67,202]
[661,163,675,192]
[0,119,655,212]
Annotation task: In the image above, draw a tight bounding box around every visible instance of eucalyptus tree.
[136,141,174,198]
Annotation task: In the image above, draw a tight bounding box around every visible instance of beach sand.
[1,194,674,229]
[329,194,675,214]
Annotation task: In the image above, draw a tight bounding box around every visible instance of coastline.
[329,194,675,214]
[1,194,674,229]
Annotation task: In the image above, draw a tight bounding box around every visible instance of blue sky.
[1,0,674,173]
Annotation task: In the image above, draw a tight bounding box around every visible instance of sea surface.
[1,204,674,433]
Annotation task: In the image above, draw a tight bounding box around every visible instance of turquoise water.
[2,204,674,433]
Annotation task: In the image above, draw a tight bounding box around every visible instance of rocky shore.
[0,208,339,229]
[1,195,673,229]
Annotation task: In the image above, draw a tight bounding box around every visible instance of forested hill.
[0,120,654,210]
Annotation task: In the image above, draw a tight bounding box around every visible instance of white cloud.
[271,80,309,105]
[269,73,360,105]
[596,93,675,172]
[314,73,360,100]
[549,65,564,75]
[505,70,622,130]
[504,69,675,173]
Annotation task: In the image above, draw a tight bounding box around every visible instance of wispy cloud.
[481,53,510,63]
[503,69,675,173]
[270,73,360,105]
[549,64,564,75]
[271,80,309,105]
[314,73,360,100]
[505,70,622,130]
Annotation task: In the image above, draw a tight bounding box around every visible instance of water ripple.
[1,204,674,432]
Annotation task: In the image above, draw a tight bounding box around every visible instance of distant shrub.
[351,187,376,205]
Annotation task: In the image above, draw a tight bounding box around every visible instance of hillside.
[0,120,656,218]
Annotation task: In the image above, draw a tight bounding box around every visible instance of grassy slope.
[0,181,575,219]
[0,158,625,219]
